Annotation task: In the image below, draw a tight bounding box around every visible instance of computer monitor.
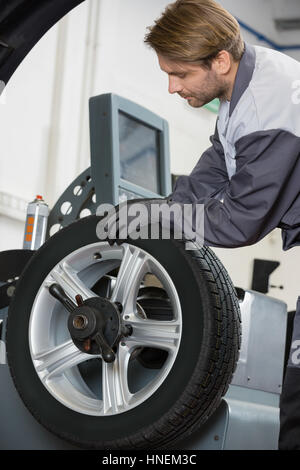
[89,93,171,206]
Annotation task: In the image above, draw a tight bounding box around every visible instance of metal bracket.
[46,167,96,238]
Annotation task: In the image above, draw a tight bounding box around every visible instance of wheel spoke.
[101,343,132,415]
[50,261,95,302]
[110,245,149,315]
[32,340,92,382]
[126,317,181,352]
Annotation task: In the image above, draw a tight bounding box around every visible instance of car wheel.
[6,215,241,449]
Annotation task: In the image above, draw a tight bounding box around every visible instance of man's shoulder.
[253,44,300,73]
[232,46,300,141]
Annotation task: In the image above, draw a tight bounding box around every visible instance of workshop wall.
[0,0,299,310]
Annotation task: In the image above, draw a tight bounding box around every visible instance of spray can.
[23,195,49,250]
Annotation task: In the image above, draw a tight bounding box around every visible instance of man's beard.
[187,76,229,108]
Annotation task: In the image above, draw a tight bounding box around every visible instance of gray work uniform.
[171,42,300,449]
[171,42,300,250]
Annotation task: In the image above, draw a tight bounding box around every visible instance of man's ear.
[212,50,232,75]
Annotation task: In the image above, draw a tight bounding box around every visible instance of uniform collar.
[229,42,256,117]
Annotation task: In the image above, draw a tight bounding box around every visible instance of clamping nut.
[73,314,88,330]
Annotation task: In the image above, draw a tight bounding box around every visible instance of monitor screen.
[118,111,161,194]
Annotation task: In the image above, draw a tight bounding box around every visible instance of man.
[144,0,300,450]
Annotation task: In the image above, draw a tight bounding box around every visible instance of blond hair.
[144,0,244,68]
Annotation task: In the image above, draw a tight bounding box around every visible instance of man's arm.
[172,124,229,203]
[171,129,300,248]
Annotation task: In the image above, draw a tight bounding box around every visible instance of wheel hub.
[68,297,123,358]
[49,283,132,362]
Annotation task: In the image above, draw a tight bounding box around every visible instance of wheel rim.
[29,242,182,416]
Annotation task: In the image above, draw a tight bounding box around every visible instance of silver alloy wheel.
[28,242,182,416]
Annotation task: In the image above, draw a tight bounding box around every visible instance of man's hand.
[96,197,174,245]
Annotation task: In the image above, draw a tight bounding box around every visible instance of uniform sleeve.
[171,125,229,203]
[171,129,300,248]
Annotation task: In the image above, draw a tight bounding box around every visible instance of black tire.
[6,215,241,449]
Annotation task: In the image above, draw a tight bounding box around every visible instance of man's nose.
[168,76,183,94]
